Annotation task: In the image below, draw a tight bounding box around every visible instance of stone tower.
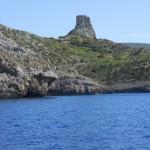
[67,15,96,39]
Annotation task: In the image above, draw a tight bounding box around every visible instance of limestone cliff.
[0,28,57,98]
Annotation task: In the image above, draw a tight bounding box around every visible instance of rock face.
[0,27,57,98]
[0,56,57,98]
[49,75,104,95]
[67,15,96,39]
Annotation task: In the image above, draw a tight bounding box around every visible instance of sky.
[0,0,150,43]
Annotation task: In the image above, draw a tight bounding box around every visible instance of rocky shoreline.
[0,56,57,98]
[0,53,150,98]
[49,78,150,96]
[48,75,104,95]
[0,15,150,99]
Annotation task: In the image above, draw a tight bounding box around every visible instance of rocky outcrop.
[0,56,57,98]
[0,74,26,98]
[49,75,104,95]
[27,69,57,96]
[67,15,96,39]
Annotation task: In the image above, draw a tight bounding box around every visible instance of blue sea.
[0,94,150,150]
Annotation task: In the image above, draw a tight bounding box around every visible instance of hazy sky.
[0,0,150,43]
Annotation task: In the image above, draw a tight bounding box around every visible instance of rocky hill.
[0,15,150,98]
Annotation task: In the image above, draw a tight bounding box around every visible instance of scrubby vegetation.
[1,24,150,86]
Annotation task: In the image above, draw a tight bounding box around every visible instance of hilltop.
[0,15,150,98]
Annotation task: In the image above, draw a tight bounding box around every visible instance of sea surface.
[0,94,150,150]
